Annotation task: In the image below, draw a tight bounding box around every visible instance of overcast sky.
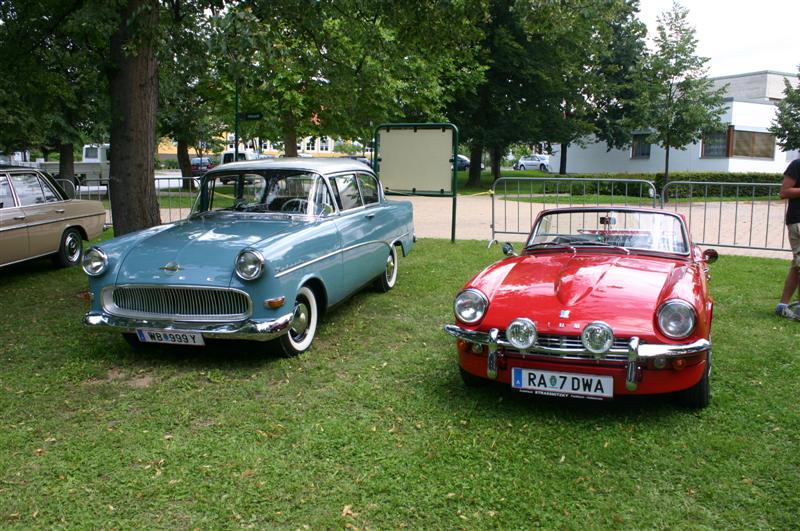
[637,0,799,78]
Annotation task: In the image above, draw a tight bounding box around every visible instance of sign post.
[373,122,459,242]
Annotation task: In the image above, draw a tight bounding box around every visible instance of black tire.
[374,245,398,292]
[459,366,488,387]
[519,164,526,171]
[53,228,84,267]
[675,358,711,409]
[276,286,318,357]
[539,164,547,172]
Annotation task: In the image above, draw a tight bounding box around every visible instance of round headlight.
[657,300,696,339]
[454,288,488,324]
[507,318,537,350]
[582,321,614,355]
[235,249,265,281]
[82,247,108,277]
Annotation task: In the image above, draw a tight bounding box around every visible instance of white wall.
[560,100,791,175]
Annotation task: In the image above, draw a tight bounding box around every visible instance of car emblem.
[159,261,183,272]
[560,310,570,319]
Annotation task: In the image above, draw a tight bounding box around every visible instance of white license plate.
[511,368,613,398]
[136,329,205,346]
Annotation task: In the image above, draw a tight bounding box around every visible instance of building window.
[305,137,317,152]
[319,136,329,151]
[732,130,775,159]
[631,134,650,159]
[702,129,729,158]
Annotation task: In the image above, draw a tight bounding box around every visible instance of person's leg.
[777,223,800,316]
[780,265,799,304]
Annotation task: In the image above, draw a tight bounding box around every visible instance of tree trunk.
[108,0,161,236]
[177,139,192,190]
[559,143,568,175]
[490,146,502,180]
[282,111,298,157]
[41,147,51,161]
[58,143,76,196]
[466,144,483,187]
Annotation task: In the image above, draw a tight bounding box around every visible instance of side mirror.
[702,248,718,264]
[502,242,517,257]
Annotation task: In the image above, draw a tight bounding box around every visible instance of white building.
[557,71,799,174]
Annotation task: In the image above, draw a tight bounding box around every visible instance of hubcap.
[385,253,395,282]
[66,234,81,262]
[291,302,309,340]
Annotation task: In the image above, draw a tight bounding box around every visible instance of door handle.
[365,212,375,219]
[13,215,26,220]
[55,209,65,213]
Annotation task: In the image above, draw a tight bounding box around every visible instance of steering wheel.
[281,198,309,213]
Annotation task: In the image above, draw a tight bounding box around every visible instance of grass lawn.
[1,239,798,528]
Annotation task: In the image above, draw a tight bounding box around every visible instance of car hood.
[115,214,300,286]
[475,252,691,337]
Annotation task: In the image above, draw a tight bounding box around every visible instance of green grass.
[1,240,798,528]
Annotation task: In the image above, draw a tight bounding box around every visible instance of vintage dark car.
[1,167,105,269]
[83,158,414,356]
[445,207,717,408]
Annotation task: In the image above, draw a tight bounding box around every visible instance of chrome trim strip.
[0,212,104,232]
[102,285,253,322]
[84,310,294,342]
[274,232,409,278]
[443,324,710,360]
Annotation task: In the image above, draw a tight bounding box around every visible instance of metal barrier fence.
[56,176,199,227]
[661,181,788,252]
[491,177,791,253]
[491,177,658,240]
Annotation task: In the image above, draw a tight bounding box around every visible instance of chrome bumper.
[444,324,711,391]
[84,311,294,342]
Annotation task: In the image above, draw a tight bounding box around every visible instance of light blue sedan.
[82,158,414,356]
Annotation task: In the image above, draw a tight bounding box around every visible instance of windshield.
[528,210,688,254]
[193,170,335,217]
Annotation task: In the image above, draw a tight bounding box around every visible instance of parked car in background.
[190,157,215,176]
[0,167,105,269]
[445,206,717,408]
[453,154,485,171]
[515,154,551,172]
[83,158,415,356]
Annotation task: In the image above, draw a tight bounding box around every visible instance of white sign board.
[377,126,454,194]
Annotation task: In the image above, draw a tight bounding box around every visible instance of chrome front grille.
[104,286,251,321]
[501,332,631,362]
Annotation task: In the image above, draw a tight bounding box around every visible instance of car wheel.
[374,245,398,292]
[539,164,547,172]
[277,286,318,357]
[519,165,526,171]
[53,228,84,267]
[676,357,711,409]
[459,366,487,387]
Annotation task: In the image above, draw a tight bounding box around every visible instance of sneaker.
[776,302,800,320]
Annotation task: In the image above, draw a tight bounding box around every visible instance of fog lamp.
[581,321,614,356]
[506,318,537,350]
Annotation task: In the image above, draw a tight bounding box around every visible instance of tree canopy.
[770,70,800,152]
[642,1,726,181]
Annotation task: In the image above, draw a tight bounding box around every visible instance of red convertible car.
[444,207,718,408]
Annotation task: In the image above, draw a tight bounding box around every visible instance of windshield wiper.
[524,242,577,253]
[572,240,630,254]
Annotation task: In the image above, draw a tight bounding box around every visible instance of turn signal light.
[264,296,286,309]
[672,358,687,370]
